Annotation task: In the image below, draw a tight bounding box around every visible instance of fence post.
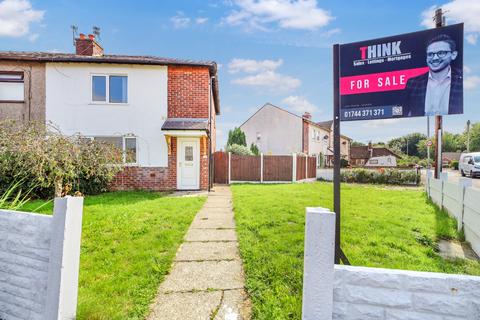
[44,196,84,320]
[260,153,264,183]
[302,207,335,320]
[458,177,473,232]
[439,172,448,208]
[292,153,297,182]
[228,152,232,184]
[305,156,308,179]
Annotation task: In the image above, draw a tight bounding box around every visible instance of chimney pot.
[302,112,312,120]
[79,33,86,39]
[88,34,95,40]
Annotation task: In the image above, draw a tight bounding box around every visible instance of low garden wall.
[426,172,480,256]
[302,207,480,320]
[0,197,83,320]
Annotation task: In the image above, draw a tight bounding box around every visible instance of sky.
[1,0,479,147]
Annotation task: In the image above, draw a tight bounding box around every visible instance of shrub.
[340,158,349,168]
[226,143,254,156]
[340,168,419,186]
[250,143,260,155]
[450,160,459,170]
[0,121,122,198]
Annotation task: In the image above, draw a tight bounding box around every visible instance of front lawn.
[232,182,480,320]
[21,191,205,320]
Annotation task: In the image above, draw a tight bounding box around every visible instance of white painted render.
[46,63,169,167]
[364,155,397,167]
[308,125,329,157]
[241,104,302,154]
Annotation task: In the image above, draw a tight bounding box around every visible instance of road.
[421,168,480,189]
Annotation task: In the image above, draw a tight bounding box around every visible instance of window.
[0,72,24,102]
[369,159,378,164]
[91,75,128,103]
[92,136,137,164]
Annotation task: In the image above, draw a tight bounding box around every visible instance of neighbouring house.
[0,33,219,191]
[442,152,461,167]
[350,143,401,167]
[239,103,351,165]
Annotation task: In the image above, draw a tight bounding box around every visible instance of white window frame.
[90,74,129,105]
[87,135,138,165]
[0,71,24,102]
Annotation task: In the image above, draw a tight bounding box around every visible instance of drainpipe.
[208,76,215,191]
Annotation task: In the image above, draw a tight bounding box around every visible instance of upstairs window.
[0,72,24,102]
[92,75,128,103]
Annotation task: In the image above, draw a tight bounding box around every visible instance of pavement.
[147,185,251,320]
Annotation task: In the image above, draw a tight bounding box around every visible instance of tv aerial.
[93,26,101,41]
[70,25,78,46]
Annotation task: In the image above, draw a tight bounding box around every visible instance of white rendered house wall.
[45,63,169,167]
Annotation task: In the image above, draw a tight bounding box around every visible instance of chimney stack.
[75,33,103,56]
[302,112,312,121]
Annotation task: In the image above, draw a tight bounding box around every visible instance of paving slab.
[185,228,237,242]
[160,260,244,292]
[190,216,236,229]
[175,242,239,261]
[147,291,222,320]
[215,289,251,320]
[439,240,479,260]
[196,208,234,217]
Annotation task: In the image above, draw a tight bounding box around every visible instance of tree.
[466,122,480,152]
[388,133,426,158]
[351,141,365,146]
[250,143,260,155]
[227,127,247,147]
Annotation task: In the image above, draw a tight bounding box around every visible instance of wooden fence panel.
[213,151,228,184]
[264,155,293,181]
[231,155,261,181]
[297,155,306,181]
[308,156,317,178]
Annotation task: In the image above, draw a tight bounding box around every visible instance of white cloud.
[28,33,38,42]
[466,34,478,45]
[464,75,480,90]
[229,58,301,93]
[421,0,480,45]
[360,119,402,129]
[281,95,319,114]
[224,0,333,31]
[195,17,209,24]
[464,65,472,74]
[232,70,301,92]
[171,12,190,29]
[0,0,44,38]
[228,58,283,74]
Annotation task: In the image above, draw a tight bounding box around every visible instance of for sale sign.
[339,24,463,121]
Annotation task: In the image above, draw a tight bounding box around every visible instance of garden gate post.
[302,207,335,320]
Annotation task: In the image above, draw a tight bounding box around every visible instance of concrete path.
[148,186,251,320]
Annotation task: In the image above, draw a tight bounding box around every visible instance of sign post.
[434,8,444,179]
[332,14,463,265]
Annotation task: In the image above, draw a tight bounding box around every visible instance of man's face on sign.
[426,40,458,73]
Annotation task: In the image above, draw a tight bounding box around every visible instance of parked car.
[459,152,480,177]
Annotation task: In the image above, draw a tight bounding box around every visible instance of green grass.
[231,182,480,320]
[21,191,205,320]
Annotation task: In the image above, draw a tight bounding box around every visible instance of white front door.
[177,138,200,190]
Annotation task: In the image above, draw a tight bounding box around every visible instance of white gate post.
[292,153,297,182]
[260,153,264,183]
[44,196,84,320]
[228,152,232,184]
[302,207,335,320]
[458,177,472,232]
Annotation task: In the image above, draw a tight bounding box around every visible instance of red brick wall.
[200,138,209,190]
[111,138,178,191]
[302,120,309,154]
[168,66,210,118]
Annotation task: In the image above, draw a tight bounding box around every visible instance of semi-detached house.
[0,33,219,191]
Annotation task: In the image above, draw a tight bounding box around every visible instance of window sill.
[0,100,24,103]
[89,102,130,106]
